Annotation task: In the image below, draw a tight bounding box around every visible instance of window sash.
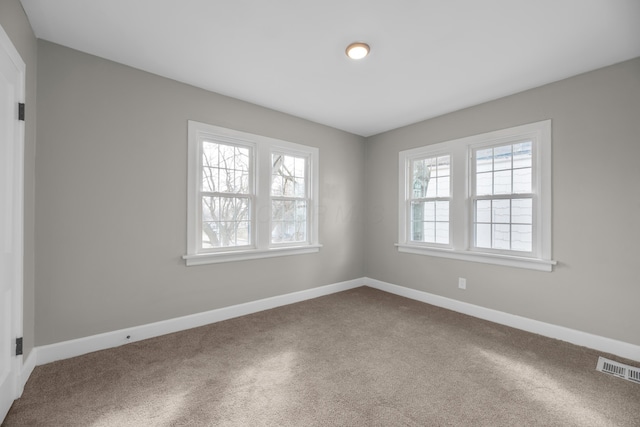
[470,194,535,255]
[271,197,309,244]
[407,198,451,246]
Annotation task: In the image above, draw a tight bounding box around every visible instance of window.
[184,121,320,266]
[398,120,555,271]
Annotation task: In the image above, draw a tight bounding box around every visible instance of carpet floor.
[3,286,639,426]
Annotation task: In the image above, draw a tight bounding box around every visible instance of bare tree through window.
[201,141,251,248]
[410,155,450,244]
[186,121,321,264]
[271,154,307,243]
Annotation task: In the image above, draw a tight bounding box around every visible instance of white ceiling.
[20,0,640,137]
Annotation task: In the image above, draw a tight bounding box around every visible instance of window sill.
[395,244,556,272]
[183,244,322,266]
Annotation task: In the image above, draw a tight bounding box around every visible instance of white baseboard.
[26,275,639,380]
[18,349,37,394]
[364,277,640,363]
[36,278,365,366]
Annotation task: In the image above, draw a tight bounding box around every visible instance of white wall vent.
[596,357,640,384]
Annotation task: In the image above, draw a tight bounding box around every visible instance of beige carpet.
[3,287,639,426]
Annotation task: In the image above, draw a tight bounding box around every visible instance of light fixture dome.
[346,42,370,60]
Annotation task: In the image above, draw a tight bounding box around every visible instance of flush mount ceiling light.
[345,42,370,60]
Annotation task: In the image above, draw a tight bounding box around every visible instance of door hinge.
[15,337,23,356]
[18,103,25,121]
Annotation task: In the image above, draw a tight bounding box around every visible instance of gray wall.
[35,41,365,345]
[0,0,37,359]
[15,18,640,349]
[365,57,640,346]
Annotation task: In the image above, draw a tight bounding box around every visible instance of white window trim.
[397,120,556,272]
[184,121,320,266]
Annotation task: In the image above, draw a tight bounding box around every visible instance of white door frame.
[0,22,25,422]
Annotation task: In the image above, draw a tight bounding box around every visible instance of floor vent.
[596,357,640,384]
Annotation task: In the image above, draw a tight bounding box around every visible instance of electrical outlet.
[458,277,467,290]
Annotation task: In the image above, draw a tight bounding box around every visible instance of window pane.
[202,166,217,193]
[493,224,511,249]
[412,159,428,196]
[425,177,437,198]
[411,221,423,241]
[513,141,532,168]
[271,200,307,243]
[294,157,305,177]
[283,177,294,196]
[202,141,219,169]
[236,221,250,246]
[492,199,510,223]
[476,172,493,196]
[437,156,451,177]
[272,200,289,221]
[476,148,493,173]
[234,171,249,194]
[435,201,449,222]
[494,170,512,194]
[424,201,435,221]
[284,155,295,172]
[202,196,250,248]
[411,221,430,242]
[437,176,450,197]
[476,224,491,248]
[410,201,422,222]
[412,161,428,198]
[202,141,220,192]
[272,154,284,195]
[294,178,306,197]
[436,222,449,244]
[513,167,532,193]
[423,222,436,243]
[218,145,235,192]
[296,202,307,220]
[512,225,532,252]
[476,200,491,223]
[411,202,426,241]
[271,175,283,195]
[512,198,532,224]
[493,145,512,171]
[235,146,250,172]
